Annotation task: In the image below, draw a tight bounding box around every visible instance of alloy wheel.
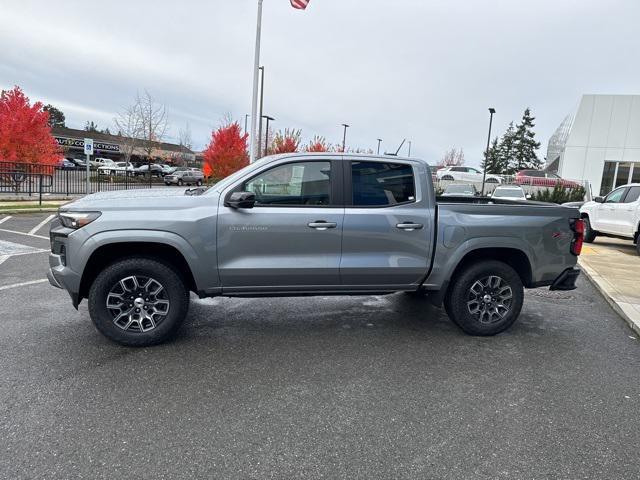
[106,275,170,332]
[466,275,513,324]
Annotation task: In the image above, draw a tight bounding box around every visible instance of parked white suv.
[580,183,640,254]
[436,166,502,184]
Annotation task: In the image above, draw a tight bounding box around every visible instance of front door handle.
[396,222,424,231]
[308,221,337,230]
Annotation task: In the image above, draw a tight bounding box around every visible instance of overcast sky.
[1,0,639,165]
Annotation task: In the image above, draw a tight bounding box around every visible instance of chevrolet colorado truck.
[580,183,640,255]
[48,153,583,346]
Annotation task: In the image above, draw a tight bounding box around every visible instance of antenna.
[394,138,406,156]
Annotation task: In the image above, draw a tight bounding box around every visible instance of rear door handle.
[308,221,337,230]
[396,222,424,231]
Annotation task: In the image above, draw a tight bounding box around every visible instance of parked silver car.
[163,167,204,186]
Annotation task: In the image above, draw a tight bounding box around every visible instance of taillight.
[570,218,584,256]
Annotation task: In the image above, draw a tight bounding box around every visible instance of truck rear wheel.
[444,260,524,336]
[88,257,189,346]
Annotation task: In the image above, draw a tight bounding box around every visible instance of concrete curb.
[579,260,640,337]
[0,208,59,215]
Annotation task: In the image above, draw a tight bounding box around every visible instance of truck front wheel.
[88,257,189,346]
[583,216,597,243]
[445,260,524,336]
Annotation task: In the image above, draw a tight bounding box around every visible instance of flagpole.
[249,0,264,163]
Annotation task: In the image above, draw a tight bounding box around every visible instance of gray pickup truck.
[48,153,583,346]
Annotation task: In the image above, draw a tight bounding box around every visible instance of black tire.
[164,182,171,186]
[583,216,597,243]
[486,177,499,184]
[196,179,203,186]
[88,257,189,347]
[178,179,184,186]
[441,175,454,181]
[444,260,524,336]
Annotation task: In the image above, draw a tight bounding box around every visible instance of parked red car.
[515,170,581,188]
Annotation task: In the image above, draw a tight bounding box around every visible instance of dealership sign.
[55,136,120,153]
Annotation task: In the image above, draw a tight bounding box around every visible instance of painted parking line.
[0,216,12,225]
[0,228,49,240]
[0,279,48,291]
[28,214,56,235]
[0,239,48,256]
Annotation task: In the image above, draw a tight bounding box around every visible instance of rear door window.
[351,161,415,206]
[623,186,640,203]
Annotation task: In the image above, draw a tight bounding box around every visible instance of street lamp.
[257,66,265,157]
[341,124,349,152]
[481,108,496,196]
[262,115,274,156]
[377,138,382,155]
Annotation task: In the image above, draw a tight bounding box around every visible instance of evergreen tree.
[481,137,501,173]
[85,120,99,133]
[498,122,517,175]
[513,108,542,171]
[43,104,65,128]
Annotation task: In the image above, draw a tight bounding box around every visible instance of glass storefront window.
[615,162,631,188]
[631,163,640,185]
[600,161,640,195]
[600,161,616,195]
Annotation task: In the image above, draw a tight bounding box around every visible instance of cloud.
[2,0,639,160]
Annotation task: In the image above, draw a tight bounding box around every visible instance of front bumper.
[550,267,580,291]
[48,253,82,308]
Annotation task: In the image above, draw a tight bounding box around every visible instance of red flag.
[290,0,310,9]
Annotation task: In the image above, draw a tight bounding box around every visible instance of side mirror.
[594,196,604,203]
[225,191,256,209]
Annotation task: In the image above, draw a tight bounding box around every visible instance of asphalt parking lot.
[1,212,639,479]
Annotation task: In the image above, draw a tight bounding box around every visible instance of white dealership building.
[546,94,640,196]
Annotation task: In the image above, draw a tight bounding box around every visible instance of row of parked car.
[56,157,206,186]
[435,166,582,188]
[440,183,531,201]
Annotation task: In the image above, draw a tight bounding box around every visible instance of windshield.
[493,188,525,198]
[445,185,474,194]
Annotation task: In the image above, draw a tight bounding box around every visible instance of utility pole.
[263,115,274,156]
[257,66,265,157]
[481,108,496,196]
[377,138,382,155]
[244,114,249,136]
[249,0,263,163]
[408,141,412,157]
[341,124,349,152]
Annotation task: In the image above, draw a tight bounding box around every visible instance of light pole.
[249,0,264,163]
[407,141,412,157]
[341,124,349,152]
[481,107,496,196]
[377,138,382,155]
[262,115,274,156]
[257,66,265,157]
[244,114,249,136]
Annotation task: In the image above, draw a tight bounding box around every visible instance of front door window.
[245,161,331,206]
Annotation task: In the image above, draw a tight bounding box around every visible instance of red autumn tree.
[0,86,60,167]
[305,135,329,152]
[202,120,248,180]
[270,128,301,154]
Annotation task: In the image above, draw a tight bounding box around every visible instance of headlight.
[58,211,101,229]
